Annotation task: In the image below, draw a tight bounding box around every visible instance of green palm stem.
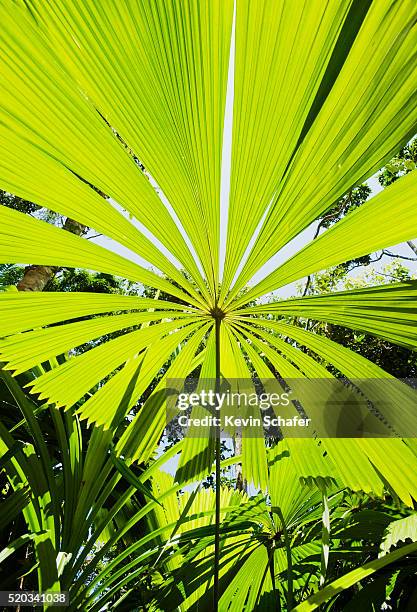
[267,542,280,612]
[214,311,222,611]
[319,485,330,587]
[276,506,293,610]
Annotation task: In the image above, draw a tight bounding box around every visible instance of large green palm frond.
[1,0,417,493]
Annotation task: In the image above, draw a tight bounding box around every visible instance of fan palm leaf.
[0,0,417,496]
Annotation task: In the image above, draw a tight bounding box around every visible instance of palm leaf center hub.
[209,305,226,321]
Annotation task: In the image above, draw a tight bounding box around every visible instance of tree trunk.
[407,240,417,256]
[17,217,87,291]
[17,265,59,292]
[62,218,87,236]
